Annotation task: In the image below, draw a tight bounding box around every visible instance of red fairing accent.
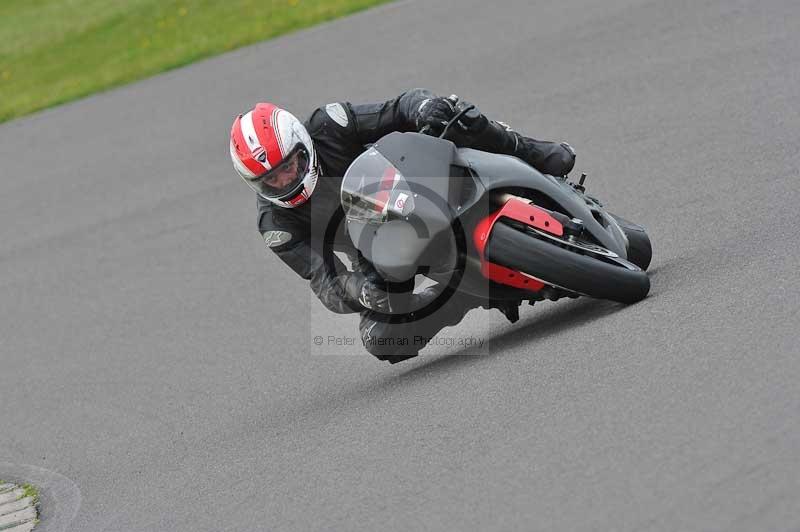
[473,211,496,258]
[495,197,564,237]
[472,197,565,293]
[484,263,546,292]
[372,165,397,212]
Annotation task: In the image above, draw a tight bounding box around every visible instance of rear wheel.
[485,221,650,304]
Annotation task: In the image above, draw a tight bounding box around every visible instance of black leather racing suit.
[256,89,575,362]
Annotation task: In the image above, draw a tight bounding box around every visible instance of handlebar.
[438,104,476,140]
[418,102,477,140]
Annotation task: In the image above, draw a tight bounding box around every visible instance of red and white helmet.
[230,103,319,208]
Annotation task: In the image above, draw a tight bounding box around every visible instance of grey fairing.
[344,133,458,282]
[454,148,629,258]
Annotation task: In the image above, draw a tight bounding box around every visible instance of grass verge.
[0,0,392,122]
[21,483,40,504]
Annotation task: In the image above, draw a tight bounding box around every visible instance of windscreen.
[341,148,415,224]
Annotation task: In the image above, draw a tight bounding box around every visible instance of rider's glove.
[344,272,393,313]
[416,95,490,140]
[415,96,457,135]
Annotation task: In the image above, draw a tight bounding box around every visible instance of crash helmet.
[230,103,319,208]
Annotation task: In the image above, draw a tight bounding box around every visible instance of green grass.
[21,483,40,504]
[0,0,392,122]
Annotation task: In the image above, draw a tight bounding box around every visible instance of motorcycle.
[339,106,652,318]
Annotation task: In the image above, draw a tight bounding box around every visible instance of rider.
[229,88,576,363]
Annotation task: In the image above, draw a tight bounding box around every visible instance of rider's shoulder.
[305,101,355,134]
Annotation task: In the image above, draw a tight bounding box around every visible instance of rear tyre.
[486,221,650,304]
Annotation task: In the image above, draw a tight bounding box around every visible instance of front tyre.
[610,213,652,271]
[486,221,650,304]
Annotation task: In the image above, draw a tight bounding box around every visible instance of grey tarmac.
[1,0,799,530]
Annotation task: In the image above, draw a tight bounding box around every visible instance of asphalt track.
[2,0,800,530]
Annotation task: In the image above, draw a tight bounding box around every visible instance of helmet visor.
[247,145,310,200]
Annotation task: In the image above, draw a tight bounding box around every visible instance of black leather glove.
[344,271,393,313]
[416,95,491,141]
[415,95,458,135]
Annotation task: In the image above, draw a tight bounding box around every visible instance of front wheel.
[485,221,650,304]
[609,213,652,271]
